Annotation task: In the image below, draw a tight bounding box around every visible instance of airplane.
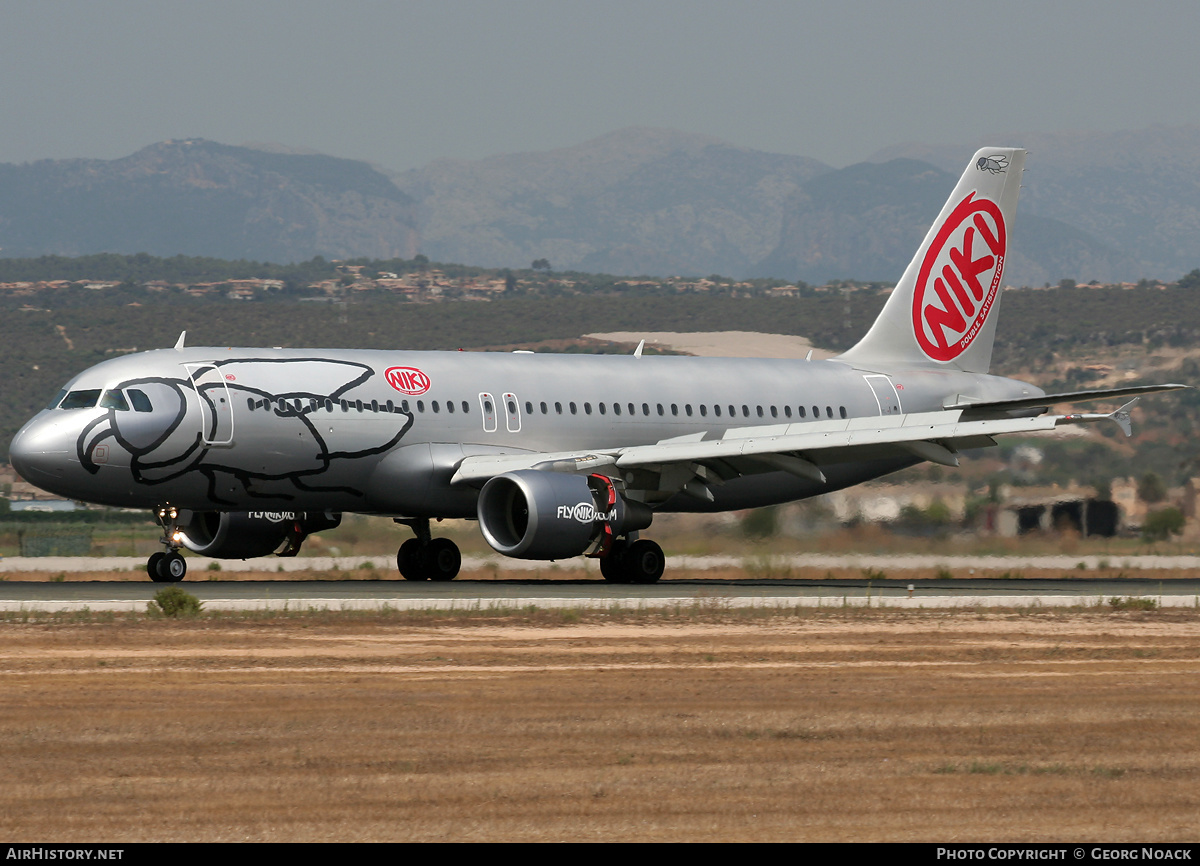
[7,146,1188,583]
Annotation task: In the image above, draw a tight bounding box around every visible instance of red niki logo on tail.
[385,366,431,396]
[911,192,1007,362]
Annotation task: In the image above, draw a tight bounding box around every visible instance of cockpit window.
[45,389,66,411]
[60,389,102,410]
[127,389,153,412]
[99,390,130,411]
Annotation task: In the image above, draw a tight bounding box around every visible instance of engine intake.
[178,511,341,559]
[477,471,651,560]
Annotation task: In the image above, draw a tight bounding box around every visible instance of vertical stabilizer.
[839,147,1025,374]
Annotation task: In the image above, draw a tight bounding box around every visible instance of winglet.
[1110,398,1138,438]
[1060,397,1139,437]
[634,339,645,358]
[174,331,186,351]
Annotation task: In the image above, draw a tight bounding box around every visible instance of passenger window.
[840,406,847,419]
[584,403,592,415]
[525,401,533,414]
[714,405,722,417]
[756,406,764,417]
[628,403,635,415]
[770,406,778,418]
[613,403,620,416]
[812,406,819,418]
[100,390,130,411]
[784,406,792,418]
[61,390,102,409]
[642,403,649,416]
[555,402,563,414]
[657,404,664,416]
[826,406,833,418]
[729,405,735,417]
[599,403,606,415]
[670,404,678,416]
[417,400,425,412]
[446,400,455,414]
[742,405,749,417]
[799,406,807,418]
[685,404,693,416]
[570,402,577,415]
[432,401,440,413]
[540,402,547,414]
[462,401,470,413]
[699,405,707,417]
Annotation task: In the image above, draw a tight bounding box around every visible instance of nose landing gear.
[147,506,188,583]
[395,518,461,581]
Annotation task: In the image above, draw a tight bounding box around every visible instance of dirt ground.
[1,609,1199,842]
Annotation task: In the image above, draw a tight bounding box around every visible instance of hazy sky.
[2,0,1197,171]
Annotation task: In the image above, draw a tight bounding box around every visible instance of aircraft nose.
[9,417,72,485]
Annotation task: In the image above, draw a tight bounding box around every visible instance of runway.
[3,575,1199,612]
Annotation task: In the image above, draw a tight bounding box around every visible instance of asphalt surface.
[3,576,1199,611]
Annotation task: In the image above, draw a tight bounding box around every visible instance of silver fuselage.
[9,346,1038,517]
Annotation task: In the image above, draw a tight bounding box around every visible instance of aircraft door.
[479,393,497,433]
[502,392,521,432]
[864,374,902,415]
[185,364,235,445]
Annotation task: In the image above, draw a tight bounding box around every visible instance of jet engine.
[177,510,342,559]
[477,470,652,560]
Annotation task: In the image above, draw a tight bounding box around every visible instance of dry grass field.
[1,608,1199,842]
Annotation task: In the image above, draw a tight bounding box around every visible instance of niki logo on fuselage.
[911,191,1007,362]
[385,366,430,396]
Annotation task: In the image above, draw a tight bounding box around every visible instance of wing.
[450,398,1151,505]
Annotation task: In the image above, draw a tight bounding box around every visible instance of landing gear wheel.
[153,552,187,583]
[600,540,632,584]
[147,552,167,582]
[422,538,461,582]
[162,552,187,582]
[397,538,426,581]
[625,539,665,584]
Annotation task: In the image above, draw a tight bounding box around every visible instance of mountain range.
[2,126,1198,284]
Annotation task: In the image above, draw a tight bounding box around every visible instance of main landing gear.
[147,506,188,583]
[395,518,461,581]
[599,537,665,585]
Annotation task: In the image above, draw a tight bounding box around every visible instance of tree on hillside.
[1178,269,1200,289]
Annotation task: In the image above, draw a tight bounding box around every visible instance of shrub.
[149,586,204,617]
[1142,507,1184,542]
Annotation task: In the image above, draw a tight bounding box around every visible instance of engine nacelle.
[477,471,652,560]
[178,510,342,559]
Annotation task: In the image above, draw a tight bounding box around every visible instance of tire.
[147,552,167,582]
[397,538,425,580]
[423,538,461,582]
[625,539,665,584]
[600,540,631,583]
[160,552,187,582]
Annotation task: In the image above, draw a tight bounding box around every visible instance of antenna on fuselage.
[174,331,186,351]
[633,339,645,358]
